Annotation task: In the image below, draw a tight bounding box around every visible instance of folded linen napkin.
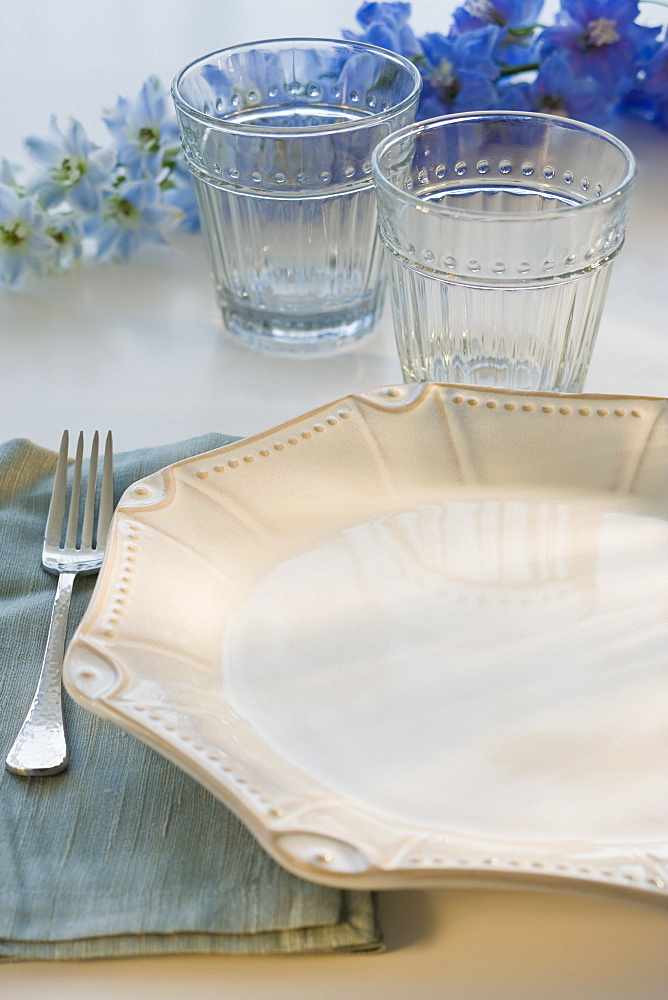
[0,435,382,961]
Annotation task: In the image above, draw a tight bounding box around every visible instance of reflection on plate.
[64,383,668,902]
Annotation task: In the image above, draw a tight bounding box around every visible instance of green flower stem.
[498,62,541,77]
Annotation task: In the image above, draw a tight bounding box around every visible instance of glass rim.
[171,36,423,137]
[371,111,637,221]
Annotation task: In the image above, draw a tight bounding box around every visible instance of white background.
[1,2,667,997]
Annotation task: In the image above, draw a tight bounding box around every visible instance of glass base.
[401,357,586,394]
[421,356,585,393]
[221,301,379,357]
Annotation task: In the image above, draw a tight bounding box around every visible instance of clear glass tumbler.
[371,112,636,391]
[172,39,422,355]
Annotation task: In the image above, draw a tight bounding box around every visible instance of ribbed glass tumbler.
[371,112,637,391]
[172,38,421,355]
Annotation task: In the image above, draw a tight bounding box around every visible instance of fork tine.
[80,431,99,550]
[65,432,84,549]
[45,430,69,547]
[96,431,114,549]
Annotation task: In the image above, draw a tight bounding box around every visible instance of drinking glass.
[172,38,421,355]
[371,112,636,391]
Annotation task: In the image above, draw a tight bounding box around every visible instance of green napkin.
[0,435,382,961]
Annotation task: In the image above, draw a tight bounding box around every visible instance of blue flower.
[537,0,661,93]
[47,212,84,271]
[24,116,116,214]
[451,1,545,66]
[640,40,668,126]
[452,0,544,31]
[343,3,423,60]
[103,76,180,180]
[162,156,200,232]
[419,25,501,116]
[0,184,54,288]
[621,38,668,128]
[89,178,182,261]
[500,48,616,124]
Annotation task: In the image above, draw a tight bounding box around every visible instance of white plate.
[64,383,668,902]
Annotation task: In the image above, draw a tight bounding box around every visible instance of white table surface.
[1,2,667,997]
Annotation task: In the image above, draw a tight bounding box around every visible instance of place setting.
[1,0,667,989]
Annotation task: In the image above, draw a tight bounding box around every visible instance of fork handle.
[5,571,76,776]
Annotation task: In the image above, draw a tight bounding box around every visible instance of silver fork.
[5,431,114,776]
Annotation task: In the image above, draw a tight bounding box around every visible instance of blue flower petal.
[0,183,21,218]
[30,179,66,210]
[93,223,120,259]
[0,253,27,288]
[63,118,91,157]
[24,136,62,166]
[67,175,101,213]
